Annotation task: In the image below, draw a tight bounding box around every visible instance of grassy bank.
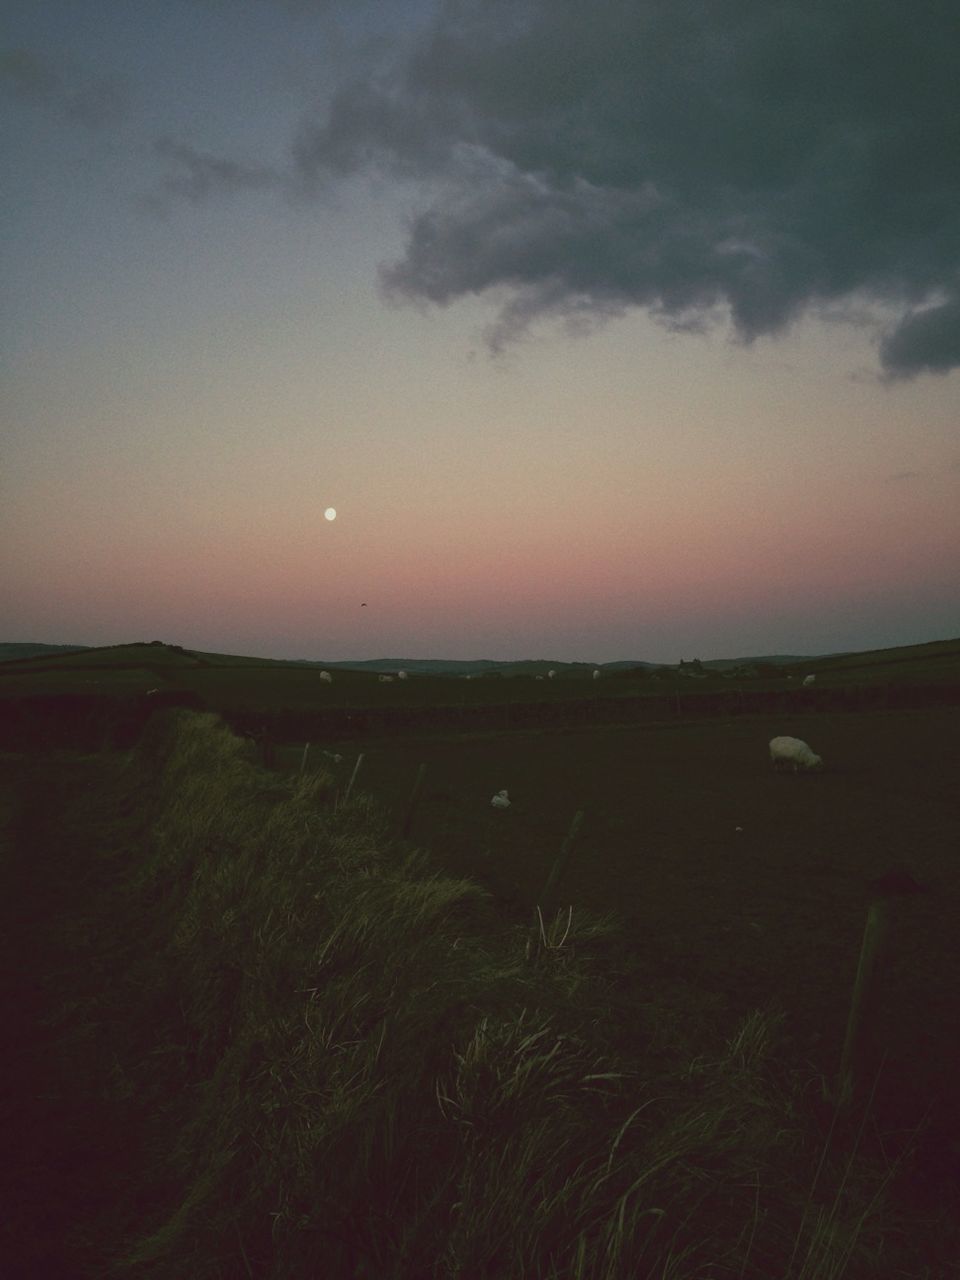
[2,711,949,1277]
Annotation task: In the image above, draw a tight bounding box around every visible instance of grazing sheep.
[397,670,408,680]
[379,674,394,683]
[491,789,511,809]
[547,669,557,680]
[769,736,823,773]
[593,669,601,680]
[535,675,544,681]
[146,688,159,695]
[802,674,816,687]
[319,670,333,683]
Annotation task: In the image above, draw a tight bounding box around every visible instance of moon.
[324,507,337,522]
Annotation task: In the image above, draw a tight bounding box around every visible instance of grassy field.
[3,710,959,1277]
[2,639,959,1275]
[1,636,959,708]
[1,637,958,762]
[275,706,960,1137]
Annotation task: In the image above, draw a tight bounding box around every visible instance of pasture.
[2,638,958,1137]
[3,661,959,1274]
[279,705,960,1144]
[2,635,959,711]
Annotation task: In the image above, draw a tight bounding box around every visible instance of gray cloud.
[0,47,130,129]
[880,298,960,379]
[1,47,268,214]
[145,137,280,212]
[294,0,960,372]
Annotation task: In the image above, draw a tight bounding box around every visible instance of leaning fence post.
[835,869,926,1112]
[400,762,428,838]
[538,809,586,910]
[299,742,311,774]
[342,752,365,808]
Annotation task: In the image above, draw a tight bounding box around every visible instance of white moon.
[324,507,337,521]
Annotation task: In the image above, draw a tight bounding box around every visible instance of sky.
[2,0,958,664]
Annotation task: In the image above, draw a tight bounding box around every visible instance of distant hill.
[0,643,91,664]
[0,645,786,676]
[3,637,958,682]
[699,654,830,671]
[309,655,819,677]
[307,658,621,677]
[0,642,200,669]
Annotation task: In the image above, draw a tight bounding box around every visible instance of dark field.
[3,637,957,1119]
[2,635,957,1113]
[279,705,960,1138]
[3,638,960,761]
[3,649,960,1275]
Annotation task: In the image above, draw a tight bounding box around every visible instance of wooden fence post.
[538,809,586,910]
[342,752,365,808]
[835,869,926,1112]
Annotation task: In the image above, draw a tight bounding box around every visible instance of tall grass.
[35,711,923,1277]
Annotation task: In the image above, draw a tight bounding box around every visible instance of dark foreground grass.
[1,711,948,1277]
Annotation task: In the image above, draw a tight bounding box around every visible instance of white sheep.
[319,670,333,683]
[592,669,601,680]
[802,674,816,687]
[547,669,557,680]
[379,674,394,683]
[146,688,159,695]
[769,736,823,773]
[397,670,408,680]
[491,789,511,809]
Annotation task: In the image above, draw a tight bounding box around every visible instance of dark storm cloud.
[294,0,960,374]
[880,298,960,379]
[0,47,130,129]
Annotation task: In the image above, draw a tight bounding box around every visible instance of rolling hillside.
[1,635,957,697]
